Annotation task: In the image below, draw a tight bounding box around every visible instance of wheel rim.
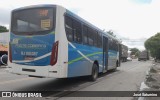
[93,67,97,79]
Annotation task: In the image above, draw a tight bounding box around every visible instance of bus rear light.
[9,42,12,63]
[50,41,59,66]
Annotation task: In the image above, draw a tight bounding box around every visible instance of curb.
[138,63,160,100]
[138,82,149,100]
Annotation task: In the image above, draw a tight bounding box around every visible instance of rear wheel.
[89,64,98,81]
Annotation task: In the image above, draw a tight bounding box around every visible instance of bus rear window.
[11,7,56,35]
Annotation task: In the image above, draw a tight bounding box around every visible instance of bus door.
[103,36,108,72]
[118,44,122,66]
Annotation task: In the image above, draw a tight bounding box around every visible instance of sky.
[0,0,160,50]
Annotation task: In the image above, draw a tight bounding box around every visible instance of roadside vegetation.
[130,48,140,58]
[145,33,160,60]
[0,25,8,33]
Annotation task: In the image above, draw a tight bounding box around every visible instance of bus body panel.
[108,50,118,70]
[67,42,103,77]
[48,6,68,78]
[10,63,49,77]
[10,32,54,66]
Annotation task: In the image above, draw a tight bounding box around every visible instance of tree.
[130,48,140,56]
[135,51,139,58]
[145,33,160,59]
[107,30,116,37]
[0,25,9,33]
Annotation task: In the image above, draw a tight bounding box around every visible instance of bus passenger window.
[94,31,98,47]
[73,20,82,43]
[65,16,73,42]
[83,25,88,44]
[109,39,113,50]
[88,28,94,46]
[97,33,102,48]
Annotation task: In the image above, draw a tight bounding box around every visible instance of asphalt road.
[0,59,152,100]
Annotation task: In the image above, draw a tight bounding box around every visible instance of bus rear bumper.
[8,64,67,78]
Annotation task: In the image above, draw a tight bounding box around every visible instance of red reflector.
[9,42,12,63]
[50,41,59,66]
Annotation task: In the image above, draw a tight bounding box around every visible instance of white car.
[127,57,132,61]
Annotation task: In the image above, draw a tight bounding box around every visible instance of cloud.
[78,0,160,38]
[0,8,11,26]
[122,38,147,50]
[1,0,160,49]
[131,0,152,4]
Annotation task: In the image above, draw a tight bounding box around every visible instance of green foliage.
[130,48,140,56]
[107,30,116,37]
[145,33,160,59]
[0,25,8,33]
[135,51,139,57]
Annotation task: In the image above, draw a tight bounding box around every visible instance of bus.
[8,4,121,81]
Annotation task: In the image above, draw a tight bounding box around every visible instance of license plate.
[25,56,34,60]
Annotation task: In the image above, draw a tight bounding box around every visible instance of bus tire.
[89,63,98,81]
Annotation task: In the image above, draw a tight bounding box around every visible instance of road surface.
[0,59,152,100]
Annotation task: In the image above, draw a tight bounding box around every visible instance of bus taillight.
[9,42,12,63]
[50,41,59,66]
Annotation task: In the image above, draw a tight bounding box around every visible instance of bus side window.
[112,40,115,50]
[115,42,118,51]
[113,40,118,51]
[88,27,94,46]
[109,39,112,50]
[65,16,73,42]
[94,31,98,47]
[97,32,102,48]
[73,19,82,43]
[83,25,88,44]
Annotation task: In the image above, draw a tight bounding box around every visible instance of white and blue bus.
[8,4,121,81]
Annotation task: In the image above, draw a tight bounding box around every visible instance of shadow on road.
[15,69,120,96]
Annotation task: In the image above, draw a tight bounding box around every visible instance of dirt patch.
[145,63,160,89]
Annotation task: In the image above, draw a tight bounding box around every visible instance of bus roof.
[12,4,121,43]
[12,4,57,12]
